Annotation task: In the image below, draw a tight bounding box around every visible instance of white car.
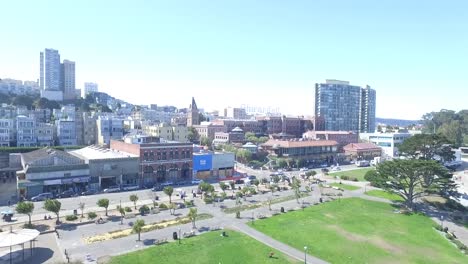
[332,166,341,171]
[191,179,202,185]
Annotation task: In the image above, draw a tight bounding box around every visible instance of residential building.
[0,79,40,96]
[84,82,98,96]
[16,148,90,199]
[110,135,193,187]
[40,48,63,101]
[213,127,245,146]
[75,89,81,99]
[212,119,264,134]
[74,110,84,146]
[343,143,382,160]
[0,119,14,147]
[70,145,139,190]
[314,79,376,132]
[35,123,55,147]
[193,122,227,140]
[0,153,20,205]
[172,125,189,143]
[359,132,412,158]
[143,123,189,143]
[302,131,358,151]
[223,107,248,119]
[187,97,200,127]
[16,116,36,147]
[30,108,52,123]
[61,60,76,101]
[262,139,338,164]
[83,113,97,145]
[56,119,77,146]
[97,116,124,145]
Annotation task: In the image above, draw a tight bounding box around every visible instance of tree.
[200,136,213,148]
[376,159,456,210]
[277,159,288,168]
[229,181,236,190]
[258,137,269,144]
[188,208,198,229]
[97,199,110,216]
[235,192,243,218]
[291,178,302,203]
[12,95,34,109]
[44,199,62,224]
[252,179,260,190]
[398,134,454,162]
[364,170,385,188]
[16,201,34,225]
[271,175,280,184]
[188,127,200,142]
[129,194,139,209]
[199,182,214,199]
[163,186,174,203]
[168,203,177,215]
[219,182,228,193]
[78,202,85,218]
[269,184,277,196]
[236,149,252,163]
[245,132,256,139]
[241,187,250,201]
[118,206,125,224]
[295,159,307,168]
[133,219,145,241]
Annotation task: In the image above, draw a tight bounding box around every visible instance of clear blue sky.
[1,0,467,119]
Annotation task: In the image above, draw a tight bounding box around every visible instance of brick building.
[262,139,338,164]
[110,135,192,187]
[303,130,358,151]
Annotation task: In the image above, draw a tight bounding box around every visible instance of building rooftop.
[343,143,381,150]
[22,148,76,165]
[70,145,138,160]
[304,130,356,135]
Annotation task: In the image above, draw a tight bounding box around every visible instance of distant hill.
[376,117,421,127]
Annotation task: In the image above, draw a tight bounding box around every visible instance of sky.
[1,0,467,120]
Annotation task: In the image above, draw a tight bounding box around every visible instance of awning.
[0,228,40,248]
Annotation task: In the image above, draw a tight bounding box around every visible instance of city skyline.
[1,1,467,119]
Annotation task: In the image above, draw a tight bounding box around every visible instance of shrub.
[124,207,132,212]
[434,224,443,231]
[153,202,158,206]
[184,200,194,207]
[87,212,97,220]
[443,227,449,233]
[66,215,78,221]
[446,233,455,240]
[341,175,350,180]
[453,239,467,250]
[159,203,168,209]
[139,205,150,214]
[204,197,213,204]
[352,177,358,182]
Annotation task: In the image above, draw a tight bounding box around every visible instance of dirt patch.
[327,225,404,254]
[324,213,335,219]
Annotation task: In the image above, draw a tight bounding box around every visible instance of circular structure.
[0,228,40,248]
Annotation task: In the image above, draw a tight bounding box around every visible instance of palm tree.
[133,219,145,241]
[163,187,174,203]
[78,202,85,218]
[129,194,139,209]
[118,206,125,225]
[188,208,198,229]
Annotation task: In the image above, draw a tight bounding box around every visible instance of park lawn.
[330,183,360,191]
[249,198,467,264]
[109,230,298,264]
[365,189,404,202]
[329,167,374,181]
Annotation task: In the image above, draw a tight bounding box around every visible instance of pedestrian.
[7,200,10,207]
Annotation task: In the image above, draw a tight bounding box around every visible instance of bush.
[446,233,455,240]
[184,200,194,207]
[341,175,350,180]
[66,215,78,221]
[204,197,213,204]
[443,227,449,233]
[87,212,97,220]
[352,177,358,182]
[159,203,168,209]
[139,205,150,214]
[153,202,158,206]
[453,239,467,250]
[23,223,34,229]
[124,207,132,212]
[434,224,443,231]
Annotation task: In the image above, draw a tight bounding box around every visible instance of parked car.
[103,186,121,193]
[191,179,202,185]
[331,166,341,171]
[161,181,174,187]
[122,184,139,191]
[58,190,75,198]
[248,175,257,181]
[81,189,97,196]
[152,185,162,192]
[31,192,54,202]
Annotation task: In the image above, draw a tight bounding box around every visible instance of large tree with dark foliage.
[398,134,454,162]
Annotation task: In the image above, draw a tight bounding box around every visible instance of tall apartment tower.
[314,80,376,133]
[84,82,98,96]
[40,49,61,91]
[61,60,76,100]
[187,97,200,127]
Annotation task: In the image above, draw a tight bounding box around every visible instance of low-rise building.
[303,131,358,151]
[193,122,227,140]
[143,123,189,143]
[110,134,193,187]
[97,116,124,145]
[193,151,235,180]
[242,142,258,154]
[16,148,90,199]
[343,143,382,160]
[70,145,139,190]
[213,127,245,146]
[359,132,412,158]
[0,119,14,147]
[262,139,338,164]
[16,115,36,147]
[56,119,77,146]
[36,123,55,146]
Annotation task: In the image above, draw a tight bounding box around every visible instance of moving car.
[122,184,139,191]
[31,192,53,202]
[103,186,121,193]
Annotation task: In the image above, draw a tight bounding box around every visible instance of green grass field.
[109,230,298,264]
[330,183,360,191]
[365,190,404,201]
[329,167,374,181]
[249,198,467,264]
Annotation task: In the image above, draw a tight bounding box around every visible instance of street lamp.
[441,215,444,229]
[178,228,181,244]
[304,246,308,264]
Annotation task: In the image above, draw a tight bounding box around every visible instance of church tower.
[187,97,200,127]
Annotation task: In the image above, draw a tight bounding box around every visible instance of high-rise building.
[40,49,61,91]
[314,80,376,133]
[84,82,98,96]
[187,97,200,127]
[61,60,76,100]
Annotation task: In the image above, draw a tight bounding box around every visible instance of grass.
[365,190,404,202]
[223,193,308,214]
[108,230,298,264]
[329,167,375,181]
[249,198,467,264]
[329,183,360,191]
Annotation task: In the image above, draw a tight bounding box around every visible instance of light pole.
[441,215,444,229]
[178,228,181,244]
[304,246,307,264]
